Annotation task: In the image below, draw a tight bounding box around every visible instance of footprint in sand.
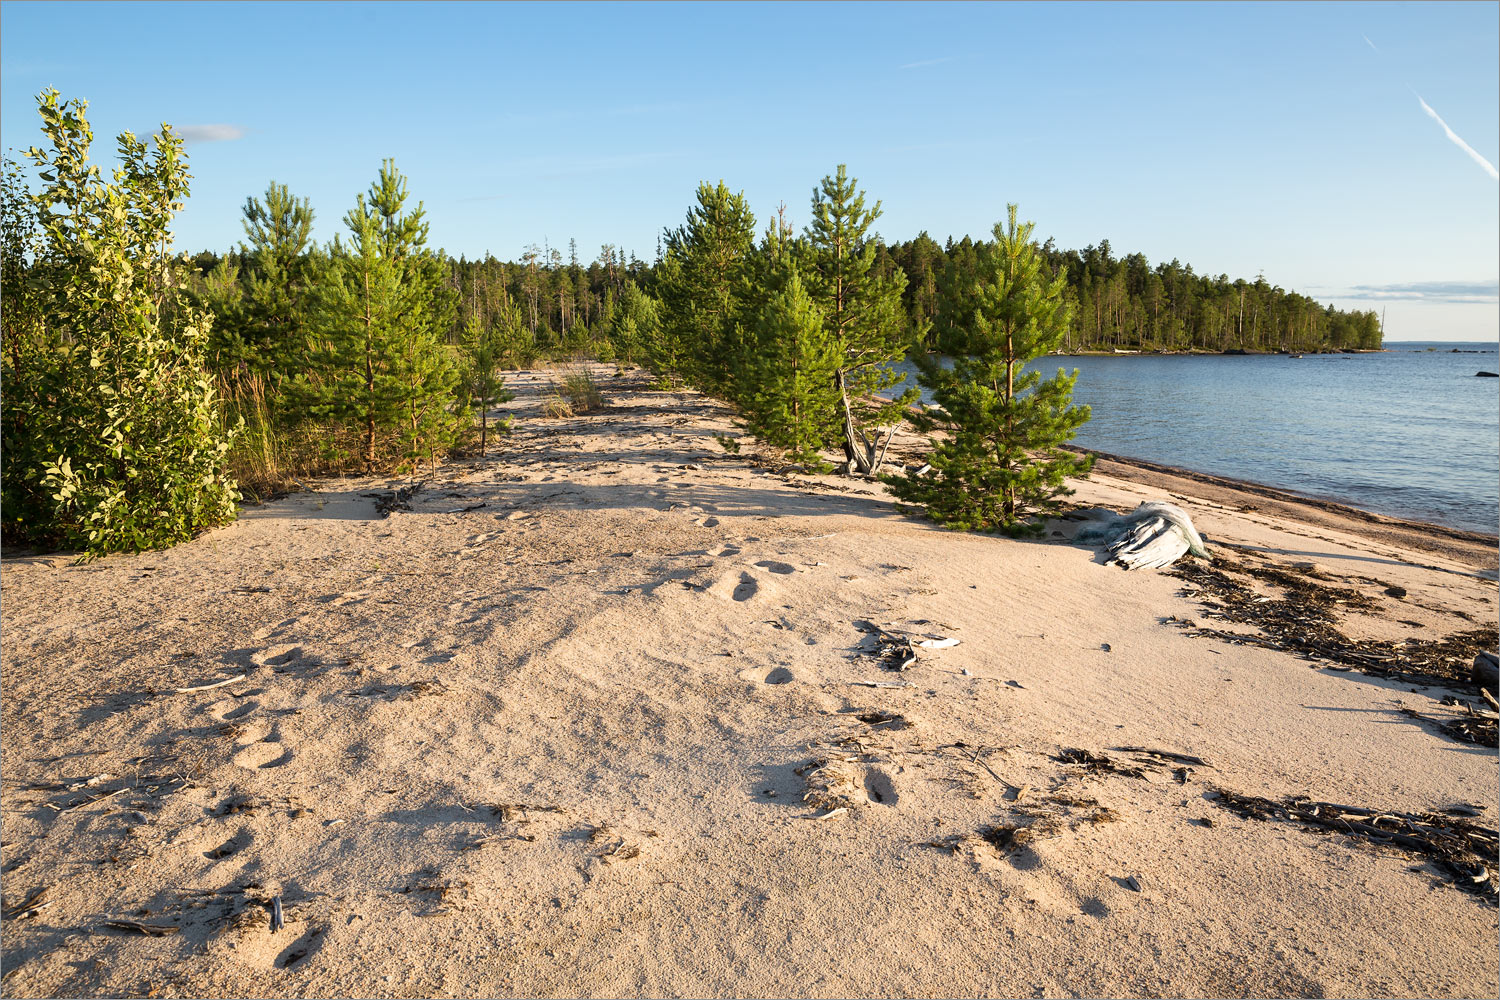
[222,700,260,722]
[233,735,294,770]
[732,573,761,601]
[863,767,900,806]
[754,560,796,575]
[705,567,769,603]
[737,665,795,685]
[251,645,306,670]
[232,920,327,971]
[232,720,271,745]
[204,828,253,862]
[274,925,325,970]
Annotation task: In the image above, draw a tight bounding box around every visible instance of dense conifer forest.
[2,90,1383,555]
[189,223,1385,361]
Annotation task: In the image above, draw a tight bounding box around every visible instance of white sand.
[2,365,1495,998]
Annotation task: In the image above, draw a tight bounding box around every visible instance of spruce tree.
[804,165,922,475]
[885,205,1093,535]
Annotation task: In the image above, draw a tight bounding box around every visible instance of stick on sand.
[173,673,246,694]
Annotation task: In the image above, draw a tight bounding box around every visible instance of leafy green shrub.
[1,91,240,556]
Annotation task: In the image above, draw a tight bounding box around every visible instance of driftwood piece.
[1474,651,1498,694]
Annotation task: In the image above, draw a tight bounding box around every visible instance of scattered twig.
[53,787,127,813]
[104,919,180,936]
[365,482,425,517]
[852,620,918,671]
[172,673,246,695]
[2,887,51,919]
[803,807,848,821]
[1112,746,1213,768]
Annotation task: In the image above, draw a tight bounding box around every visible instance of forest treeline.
[189,217,1385,360]
[2,89,1380,556]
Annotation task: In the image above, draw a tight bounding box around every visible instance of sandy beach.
[2,364,1496,999]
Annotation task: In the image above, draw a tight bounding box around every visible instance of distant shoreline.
[1049,348,1387,357]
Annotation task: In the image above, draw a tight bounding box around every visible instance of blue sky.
[3,1,1496,340]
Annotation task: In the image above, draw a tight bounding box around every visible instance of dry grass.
[215,371,356,501]
[543,365,605,419]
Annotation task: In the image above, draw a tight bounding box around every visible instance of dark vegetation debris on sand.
[1211,790,1499,906]
[1167,553,1498,747]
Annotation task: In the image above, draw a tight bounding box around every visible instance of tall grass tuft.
[543,364,605,419]
[215,370,360,501]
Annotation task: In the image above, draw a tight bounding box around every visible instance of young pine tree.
[804,165,922,475]
[739,268,842,469]
[227,181,316,376]
[655,181,756,391]
[611,280,664,366]
[885,205,1093,535]
[294,160,460,470]
[456,309,515,457]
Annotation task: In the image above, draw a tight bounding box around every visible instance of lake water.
[889,342,1500,535]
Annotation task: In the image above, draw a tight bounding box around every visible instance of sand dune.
[2,365,1495,998]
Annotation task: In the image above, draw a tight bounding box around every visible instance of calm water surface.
[890,342,1500,535]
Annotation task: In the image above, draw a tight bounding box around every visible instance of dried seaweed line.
[1211,788,1498,906]
[1168,559,1498,696]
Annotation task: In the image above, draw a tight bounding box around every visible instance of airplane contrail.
[1417,96,1500,181]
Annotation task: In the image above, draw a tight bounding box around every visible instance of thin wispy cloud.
[1345,280,1499,304]
[176,124,246,144]
[1362,34,1380,54]
[495,150,685,179]
[501,101,712,128]
[1416,96,1499,181]
[898,56,956,71]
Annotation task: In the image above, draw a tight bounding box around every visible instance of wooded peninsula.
[2,89,1380,559]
